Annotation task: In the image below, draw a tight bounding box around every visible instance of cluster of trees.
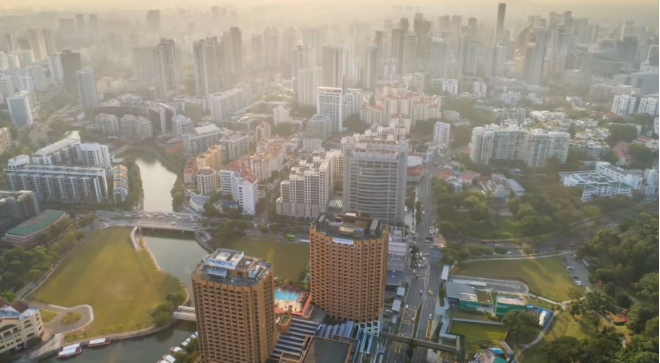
[542,329,658,363]
[607,124,640,145]
[344,114,367,134]
[272,123,296,137]
[151,291,186,327]
[118,161,143,211]
[431,178,492,237]
[77,212,97,228]
[170,182,186,210]
[502,310,540,343]
[0,228,85,297]
[627,143,657,169]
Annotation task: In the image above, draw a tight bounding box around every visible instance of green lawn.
[39,310,58,323]
[455,256,574,301]
[60,312,82,326]
[447,308,493,322]
[215,236,309,281]
[520,312,599,363]
[31,227,184,340]
[449,321,508,352]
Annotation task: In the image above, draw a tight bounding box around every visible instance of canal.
[40,137,203,363]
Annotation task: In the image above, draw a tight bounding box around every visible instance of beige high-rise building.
[196,144,223,171]
[192,249,276,363]
[309,212,388,334]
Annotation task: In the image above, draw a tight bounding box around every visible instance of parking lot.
[562,253,592,290]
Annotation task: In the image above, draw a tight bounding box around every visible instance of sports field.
[216,236,309,281]
[455,256,574,301]
[31,227,184,340]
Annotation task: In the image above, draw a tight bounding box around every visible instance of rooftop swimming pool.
[275,289,300,301]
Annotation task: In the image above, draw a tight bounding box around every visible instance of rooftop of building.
[33,138,80,156]
[6,210,66,237]
[0,190,34,202]
[312,212,385,240]
[496,295,526,306]
[446,281,478,302]
[0,298,37,322]
[195,248,272,287]
[301,336,353,363]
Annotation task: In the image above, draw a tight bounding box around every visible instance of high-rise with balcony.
[309,212,388,335]
[193,37,223,96]
[154,39,180,93]
[76,68,98,110]
[60,49,82,94]
[192,249,275,363]
[341,133,407,224]
[7,92,33,130]
[276,156,331,218]
[296,67,323,107]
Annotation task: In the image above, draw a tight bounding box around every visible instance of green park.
[31,227,185,341]
[454,256,575,301]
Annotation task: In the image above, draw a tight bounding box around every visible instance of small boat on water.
[57,347,82,359]
[60,343,81,351]
[162,354,176,363]
[87,338,111,348]
[170,347,183,354]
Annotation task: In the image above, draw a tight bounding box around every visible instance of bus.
[285,234,296,240]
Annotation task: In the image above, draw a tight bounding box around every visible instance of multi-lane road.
[387,165,443,363]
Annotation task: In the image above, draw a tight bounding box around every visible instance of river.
[40,145,205,363]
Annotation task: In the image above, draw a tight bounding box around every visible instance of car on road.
[572,275,578,279]
[428,290,433,295]
[429,314,433,319]
[420,290,423,295]
[567,266,574,270]
[576,281,583,286]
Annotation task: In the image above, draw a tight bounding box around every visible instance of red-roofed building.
[218,161,259,215]
[612,141,630,166]
[435,169,457,180]
[459,170,479,184]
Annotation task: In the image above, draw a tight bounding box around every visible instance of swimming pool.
[275,289,300,301]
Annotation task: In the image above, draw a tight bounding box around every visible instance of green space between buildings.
[215,235,309,282]
[30,227,184,341]
[454,256,574,301]
[39,310,58,323]
[449,321,508,351]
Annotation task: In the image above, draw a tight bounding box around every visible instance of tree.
[542,336,580,363]
[635,273,659,302]
[582,290,611,316]
[615,335,659,363]
[627,303,655,334]
[570,301,582,317]
[643,317,658,337]
[452,126,471,148]
[521,243,534,255]
[607,124,638,145]
[567,286,584,301]
[627,143,656,168]
[0,291,15,302]
[344,113,367,133]
[502,310,539,342]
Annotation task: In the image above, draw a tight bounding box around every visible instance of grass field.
[31,227,184,340]
[447,308,493,322]
[215,236,309,281]
[449,321,508,352]
[519,312,599,362]
[60,312,82,326]
[455,256,574,301]
[39,310,58,323]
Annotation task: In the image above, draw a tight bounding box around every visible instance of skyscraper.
[321,46,343,87]
[133,47,155,82]
[60,49,82,94]
[429,38,448,77]
[7,91,33,130]
[146,10,161,32]
[47,54,63,83]
[391,28,405,74]
[365,45,378,90]
[341,132,408,224]
[309,212,388,334]
[251,34,264,70]
[494,3,507,43]
[42,29,57,55]
[263,28,279,71]
[192,249,276,363]
[463,43,480,76]
[524,29,548,85]
[153,39,180,93]
[291,45,310,81]
[193,37,223,96]
[27,29,47,61]
[76,69,98,110]
[316,87,344,134]
[296,67,322,107]
[229,27,243,74]
[302,27,321,65]
[402,32,417,74]
[492,43,506,77]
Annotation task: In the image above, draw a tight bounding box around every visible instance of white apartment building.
[31,139,111,167]
[183,124,222,156]
[208,86,251,123]
[95,114,120,135]
[0,300,44,355]
[219,131,250,161]
[611,94,637,116]
[317,87,344,134]
[305,114,329,141]
[218,164,259,215]
[297,67,323,107]
[430,78,458,95]
[6,159,109,202]
[196,167,218,195]
[470,124,569,167]
[273,105,291,125]
[595,162,643,190]
[360,105,387,126]
[559,170,633,202]
[326,149,343,190]
[7,91,33,130]
[172,115,194,136]
[637,95,659,117]
[643,168,658,196]
[433,121,451,148]
[276,156,331,218]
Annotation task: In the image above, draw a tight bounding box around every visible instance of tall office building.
[524,29,548,85]
[402,32,417,74]
[296,67,322,107]
[494,3,507,43]
[433,121,451,148]
[391,28,405,75]
[153,39,180,93]
[463,43,480,76]
[341,133,408,224]
[76,68,98,109]
[192,249,275,363]
[263,28,279,71]
[365,45,378,90]
[302,27,321,65]
[133,47,155,81]
[146,10,161,32]
[321,46,343,87]
[27,29,47,61]
[75,14,85,33]
[7,92,33,130]
[229,27,243,74]
[291,45,310,81]
[429,38,448,77]
[251,33,264,70]
[43,29,57,55]
[492,43,506,77]
[60,49,82,94]
[316,87,344,134]
[193,37,223,96]
[309,212,388,333]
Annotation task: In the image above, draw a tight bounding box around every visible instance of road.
[26,301,93,334]
[96,210,202,231]
[387,165,443,363]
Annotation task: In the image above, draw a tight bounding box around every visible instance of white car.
[429,314,433,319]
